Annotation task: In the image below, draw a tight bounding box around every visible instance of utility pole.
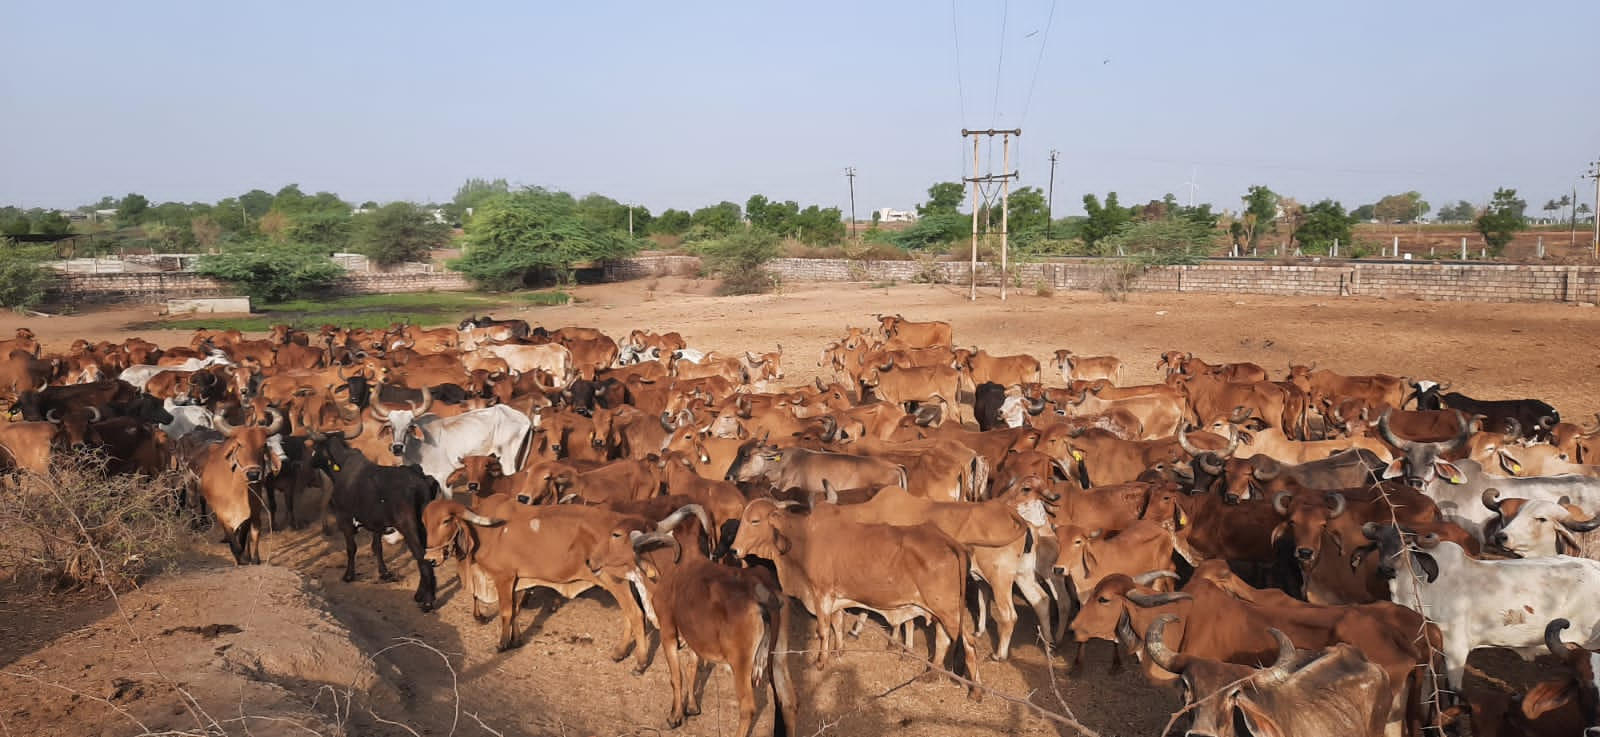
[628,204,634,237]
[1573,184,1580,248]
[1000,133,1012,301]
[1046,149,1059,240]
[1589,161,1600,259]
[845,167,857,241]
[961,128,1022,301]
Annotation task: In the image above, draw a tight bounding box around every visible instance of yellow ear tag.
[1509,463,1522,474]
[1071,450,1085,462]
[1177,509,1188,527]
[773,453,783,461]
[331,463,341,472]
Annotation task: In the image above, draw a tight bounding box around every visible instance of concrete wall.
[47,271,471,305]
[601,256,1600,304]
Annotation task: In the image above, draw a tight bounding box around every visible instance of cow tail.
[950,542,972,679]
[764,582,796,737]
[970,455,990,502]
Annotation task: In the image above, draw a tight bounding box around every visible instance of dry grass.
[0,453,199,591]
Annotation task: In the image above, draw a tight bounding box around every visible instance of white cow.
[1369,526,1600,691]
[159,399,217,440]
[1482,492,1600,557]
[474,344,573,389]
[378,400,530,498]
[119,352,232,391]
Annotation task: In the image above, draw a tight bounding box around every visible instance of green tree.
[649,209,693,236]
[116,193,150,226]
[889,212,967,250]
[983,186,1048,232]
[190,215,223,249]
[1374,191,1428,224]
[793,205,846,245]
[1351,204,1376,222]
[1557,194,1573,223]
[693,228,779,295]
[32,211,73,235]
[238,189,274,220]
[1101,218,1214,263]
[195,241,343,302]
[354,202,452,265]
[1294,200,1355,253]
[1240,186,1278,248]
[1580,203,1594,220]
[447,178,511,223]
[1475,188,1527,255]
[1542,199,1561,223]
[1435,201,1475,223]
[452,187,637,289]
[690,201,742,236]
[1177,203,1219,229]
[1080,192,1132,248]
[0,241,53,311]
[916,182,966,217]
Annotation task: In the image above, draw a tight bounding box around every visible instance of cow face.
[1483,494,1600,557]
[1376,409,1469,489]
[47,405,100,451]
[1270,490,1348,568]
[728,498,791,560]
[457,454,502,495]
[1527,620,1600,735]
[724,439,780,483]
[1353,523,1439,583]
[1407,381,1444,411]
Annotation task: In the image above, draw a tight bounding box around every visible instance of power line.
[949,0,968,125]
[1017,0,1057,126]
[987,0,1009,172]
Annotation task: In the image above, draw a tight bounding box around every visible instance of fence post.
[1460,237,1467,260]
[1537,235,1545,259]
[1392,236,1399,257]
[1332,238,1339,258]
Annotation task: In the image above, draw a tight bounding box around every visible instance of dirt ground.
[3,277,1598,737]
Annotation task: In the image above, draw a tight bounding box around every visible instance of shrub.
[453,188,638,290]
[196,241,344,303]
[0,241,54,312]
[693,229,779,295]
[354,202,452,266]
[0,453,198,591]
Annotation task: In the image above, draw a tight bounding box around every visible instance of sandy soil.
[2,277,1597,737]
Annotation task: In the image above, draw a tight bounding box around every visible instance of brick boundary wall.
[46,271,471,306]
[605,255,1600,304]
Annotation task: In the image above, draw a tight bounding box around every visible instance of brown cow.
[877,314,953,349]
[1053,349,1122,385]
[728,498,982,699]
[590,505,797,737]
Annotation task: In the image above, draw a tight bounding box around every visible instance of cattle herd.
[3,313,1600,737]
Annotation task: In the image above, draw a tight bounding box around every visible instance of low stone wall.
[47,271,471,305]
[597,256,1600,304]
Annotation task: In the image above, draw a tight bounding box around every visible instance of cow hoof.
[475,613,494,625]
[988,653,1007,663]
[631,664,647,677]
[685,704,700,717]
[496,640,518,653]
[417,601,434,613]
[342,572,356,583]
[666,716,683,729]
[967,688,984,703]
[380,571,399,583]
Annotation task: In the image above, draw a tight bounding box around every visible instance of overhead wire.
[1017,0,1057,127]
[986,0,1009,174]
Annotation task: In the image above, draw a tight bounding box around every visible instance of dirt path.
[4,278,1598,736]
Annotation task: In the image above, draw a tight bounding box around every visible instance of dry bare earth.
[4,278,1600,737]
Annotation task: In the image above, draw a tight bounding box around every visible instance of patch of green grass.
[516,290,571,306]
[265,292,502,313]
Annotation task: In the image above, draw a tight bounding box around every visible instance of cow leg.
[598,576,649,673]
[372,533,397,582]
[973,585,989,637]
[339,516,360,582]
[1015,571,1052,651]
[404,528,436,611]
[984,567,1019,661]
[729,645,757,737]
[223,522,247,565]
[846,611,868,640]
[682,647,703,717]
[495,576,520,652]
[1045,575,1072,645]
[246,515,262,565]
[661,626,686,728]
[925,622,952,683]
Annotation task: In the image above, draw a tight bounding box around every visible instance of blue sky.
[3,1,1597,216]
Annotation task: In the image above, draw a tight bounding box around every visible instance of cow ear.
[771,529,791,555]
[1413,552,1439,583]
[1522,679,1576,720]
[1269,522,1289,548]
[1232,698,1287,737]
[1495,450,1524,476]
[1434,461,1466,485]
[1382,459,1404,480]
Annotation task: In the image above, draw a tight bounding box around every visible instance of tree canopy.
[1475,188,1526,254]
[452,188,638,289]
[354,202,453,266]
[917,182,966,217]
[1294,200,1355,252]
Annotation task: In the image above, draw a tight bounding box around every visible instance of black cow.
[459,314,531,340]
[342,374,470,408]
[1412,382,1559,441]
[561,376,626,416]
[974,381,1006,431]
[15,379,141,422]
[309,428,440,611]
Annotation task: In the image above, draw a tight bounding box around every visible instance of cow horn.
[1176,425,1202,456]
[1132,570,1179,587]
[370,385,392,419]
[878,357,894,372]
[1558,511,1600,533]
[1502,417,1522,442]
[656,504,713,541]
[1416,531,1441,549]
[1251,457,1281,481]
[1257,628,1299,686]
[412,386,433,415]
[1545,619,1577,658]
[1436,410,1471,452]
[87,406,102,423]
[1272,491,1292,517]
[1144,615,1188,673]
[1124,591,1192,608]
[814,376,826,392]
[820,415,839,442]
[1376,408,1411,450]
[45,408,60,424]
[629,529,682,562]
[263,407,286,435]
[1538,415,1556,431]
[1481,488,1504,512]
[1197,452,1224,477]
[215,414,239,437]
[660,411,676,432]
[1221,425,1240,458]
[1027,392,1047,415]
[1326,492,1346,519]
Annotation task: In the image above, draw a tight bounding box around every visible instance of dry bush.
[909,252,949,284]
[1098,261,1147,302]
[0,453,199,591]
